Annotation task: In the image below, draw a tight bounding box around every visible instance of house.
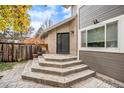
[39,5,124,83]
[39,6,78,55]
[21,5,124,87]
[78,5,124,83]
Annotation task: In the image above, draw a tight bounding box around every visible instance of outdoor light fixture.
[70,30,74,34]
[93,19,99,24]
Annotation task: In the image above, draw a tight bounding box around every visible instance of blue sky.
[27,5,71,36]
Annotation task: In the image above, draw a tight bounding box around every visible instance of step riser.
[44,58,77,62]
[22,72,95,87]
[22,75,65,87]
[39,62,83,68]
[31,66,88,76]
[67,72,96,87]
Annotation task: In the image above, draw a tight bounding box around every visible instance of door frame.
[56,32,70,54]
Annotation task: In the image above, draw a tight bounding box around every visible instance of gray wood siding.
[79,5,124,29]
[79,51,124,82]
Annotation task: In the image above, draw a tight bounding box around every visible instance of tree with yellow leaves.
[0,5,31,32]
[0,5,32,42]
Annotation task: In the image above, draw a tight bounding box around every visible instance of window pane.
[87,26,105,47]
[81,31,86,47]
[106,22,118,47]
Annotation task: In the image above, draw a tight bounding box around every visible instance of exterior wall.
[71,5,77,16]
[79,51,124,82]
[79,5,124,29]
[44,19,77,55]
[79,5,124,82]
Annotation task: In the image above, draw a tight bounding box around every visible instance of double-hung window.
[81,21,118,48]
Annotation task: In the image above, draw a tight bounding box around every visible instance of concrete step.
[31,62,88,76]
[22,69,95,87]
[43,54,77,62]
[39,59,84,68]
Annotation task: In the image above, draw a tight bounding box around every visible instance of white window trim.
[78,14,124,53]
[105,24,107,48]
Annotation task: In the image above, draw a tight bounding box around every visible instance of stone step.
[43,54,77,62]
[39,59,84,68]
[22,69,95,87]
[31,62,88,76]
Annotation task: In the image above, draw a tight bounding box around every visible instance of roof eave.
[40,15,76,38]
[45,16,76,32]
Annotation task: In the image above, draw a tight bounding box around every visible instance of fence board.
[0,42,48,62]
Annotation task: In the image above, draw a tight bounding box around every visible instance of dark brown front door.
[57,33,69,54]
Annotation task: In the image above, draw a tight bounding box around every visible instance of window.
[106,21,118,47]
[81,21,118,48]
[87,26,105,47]
[81,31,86,47]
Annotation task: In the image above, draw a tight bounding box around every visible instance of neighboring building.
[23,37,44,44]
[78,5,124,82]
[39,6,78,55]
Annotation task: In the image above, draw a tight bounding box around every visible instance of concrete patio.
[0,58,119,88]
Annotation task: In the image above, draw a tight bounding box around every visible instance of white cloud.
[28,6,58,21]
[28,7,58,37]
[30,21,42,37]
[28,6,71,37]
[62,7,71,19]
[28,10,46,21]
[44,9,57,18]
[28,8,57,23]
[62,7,71,14]
[28,10,43,18]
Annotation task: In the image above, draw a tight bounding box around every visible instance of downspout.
[77,6,80,60]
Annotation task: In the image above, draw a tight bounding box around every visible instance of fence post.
[12,43,14,62]
[26,45,28,60]
[1,44,3,62]
[30,45,32,59]
[8,44,9,62]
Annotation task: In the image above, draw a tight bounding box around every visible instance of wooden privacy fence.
[0,42,48,62]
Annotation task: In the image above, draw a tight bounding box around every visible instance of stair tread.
[39,58,83,65]
[32,61,88,73]
[22,69,95,83]
[22,58,95,87]
[42,54,77,61]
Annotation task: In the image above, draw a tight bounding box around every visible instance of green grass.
[0,61,26,72]
[0,63,16,71]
